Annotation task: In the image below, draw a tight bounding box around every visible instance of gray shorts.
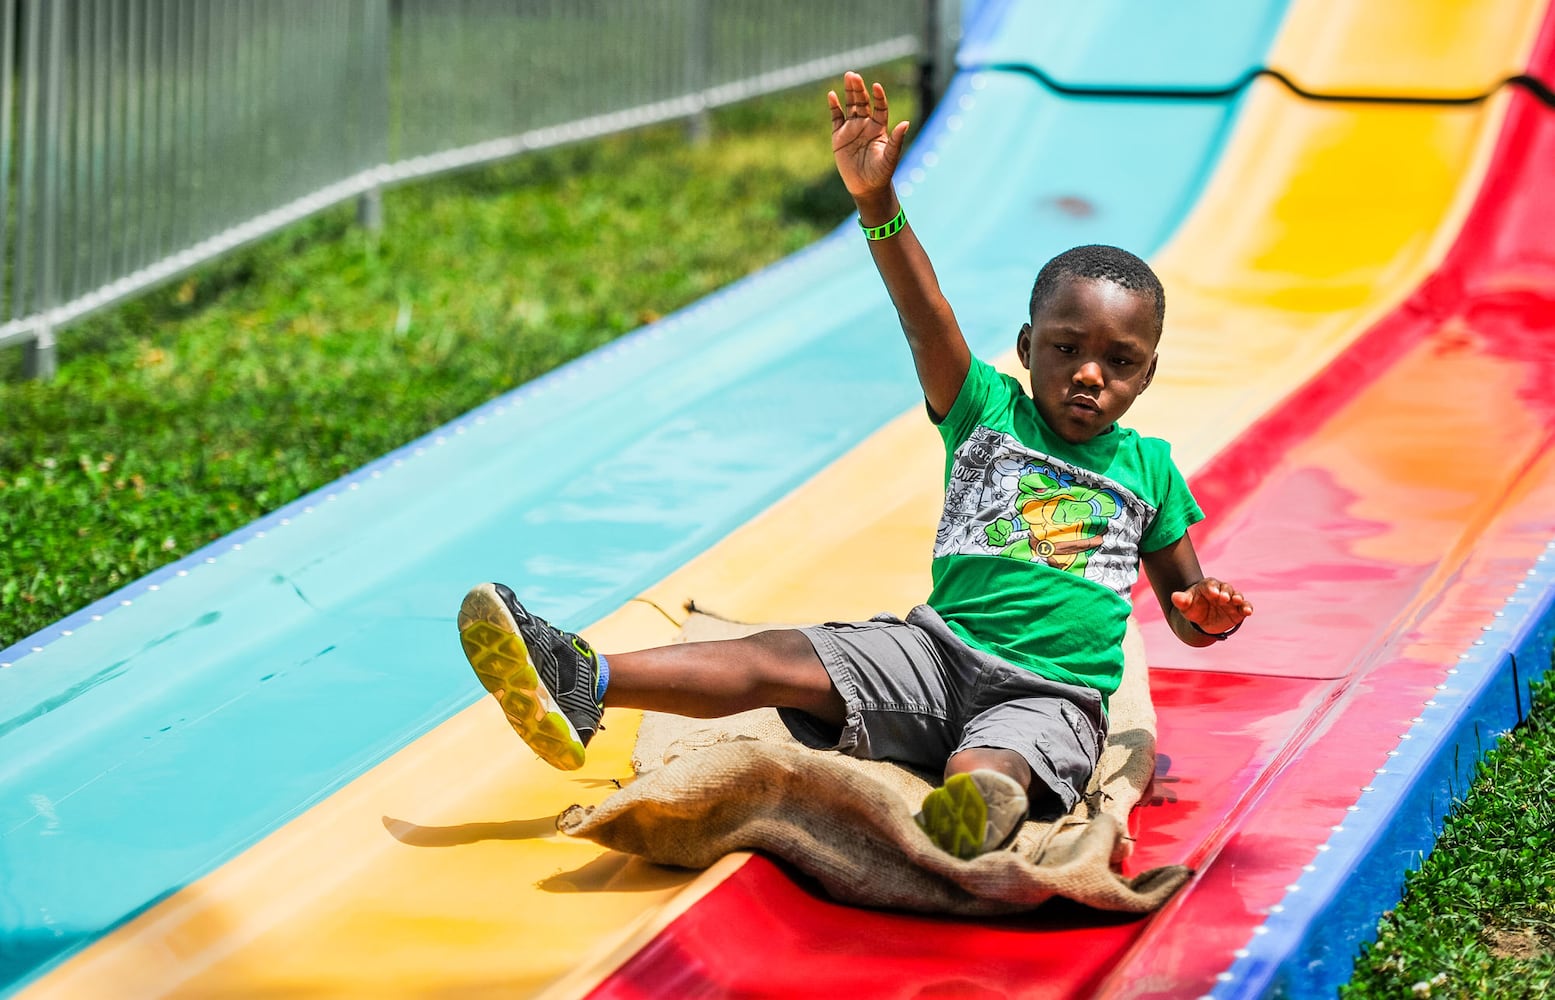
[778,605,1107,819]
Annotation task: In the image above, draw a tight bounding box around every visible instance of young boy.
[457,72,1252,860]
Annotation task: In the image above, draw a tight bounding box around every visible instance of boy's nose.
[1074,361,1104,387]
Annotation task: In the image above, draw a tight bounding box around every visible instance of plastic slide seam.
[976,63,1555,108]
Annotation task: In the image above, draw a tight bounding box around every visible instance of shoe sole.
[458,583,586,771]
[916,770,1028,860]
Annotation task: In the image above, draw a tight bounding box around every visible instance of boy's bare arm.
[1141,534,1254,647]
[831,72,970,419]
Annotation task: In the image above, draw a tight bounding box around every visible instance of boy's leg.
[605,631,845,723]
[457,583,841,771]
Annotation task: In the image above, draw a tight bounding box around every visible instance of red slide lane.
[589,38,1555,1000]
[1106,80,1555,1000]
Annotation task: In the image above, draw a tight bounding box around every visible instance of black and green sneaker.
[915,769,1029,860]
[457,582,605,771]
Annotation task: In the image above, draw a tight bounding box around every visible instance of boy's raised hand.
[828,70,968,419]
[1171,578,1254,637]
[829,71,910,199]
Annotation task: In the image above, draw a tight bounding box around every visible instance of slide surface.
[6,1,1555,997]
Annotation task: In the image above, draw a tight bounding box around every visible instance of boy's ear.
[1142,353,1159,392]
[1017,323,1033,366]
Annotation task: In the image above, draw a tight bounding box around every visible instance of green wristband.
[859,206,906,241]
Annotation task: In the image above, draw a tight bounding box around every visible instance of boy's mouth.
[1065,394,1101,413]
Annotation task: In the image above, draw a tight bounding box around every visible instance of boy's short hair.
[1028,245,1166,336]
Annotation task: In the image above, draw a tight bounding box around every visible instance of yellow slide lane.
[24,2,1542,997]
[1136,81,1499,474]
[1268,0,1547,97]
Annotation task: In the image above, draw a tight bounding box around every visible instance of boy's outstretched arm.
[1141,534,1254,647]
[831,71,970,419]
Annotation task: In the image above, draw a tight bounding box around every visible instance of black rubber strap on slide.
[978,62,1555,110]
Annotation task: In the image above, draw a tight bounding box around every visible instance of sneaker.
[915,769,1029,860]
[457,582,604,771]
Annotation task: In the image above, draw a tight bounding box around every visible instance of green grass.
[2,58,1553,998]
[0,71,892,648]
[1343,666,1555,999]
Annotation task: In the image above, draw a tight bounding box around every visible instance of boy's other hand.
[1171,578,1253,636]
[829,71,910,201]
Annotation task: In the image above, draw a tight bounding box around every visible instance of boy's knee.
[738,628,826,680]
[947,749,1076,821]
[945,746,1032,788]
[745,628,842,721]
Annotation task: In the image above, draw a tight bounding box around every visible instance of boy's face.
[1018,276,1159,444]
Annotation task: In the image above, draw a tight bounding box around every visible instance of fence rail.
[2,0,956,378]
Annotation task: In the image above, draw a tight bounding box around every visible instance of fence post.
[24,0,63,380]
[684,0,711,145]
[918,0,938,123]
[354,0,390,235]
[356,188,383,233]
[918,0,963,125]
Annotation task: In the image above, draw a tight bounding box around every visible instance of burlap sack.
[557,611,1190,915]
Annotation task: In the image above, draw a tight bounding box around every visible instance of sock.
[594,652,610,704]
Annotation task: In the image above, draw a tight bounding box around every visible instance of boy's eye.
[1111,357,1136,367]
[1053,344,1076,354]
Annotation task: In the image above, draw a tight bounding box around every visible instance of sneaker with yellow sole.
[915,769,1029,860]
[457,582,605,771]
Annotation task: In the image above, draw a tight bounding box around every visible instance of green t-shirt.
[928,356,1203,705]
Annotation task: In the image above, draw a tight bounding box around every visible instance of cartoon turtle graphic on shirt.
[983,465,1121,574]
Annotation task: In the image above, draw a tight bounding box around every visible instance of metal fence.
[2,0,957,378]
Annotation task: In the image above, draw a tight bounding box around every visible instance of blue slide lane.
[959,0,1292,89]
[0,2,1292,990]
